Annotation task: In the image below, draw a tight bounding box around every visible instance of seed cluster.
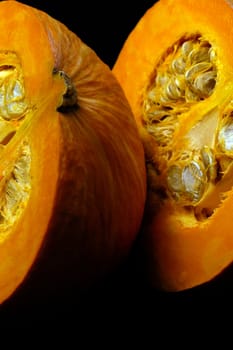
[0,53,27,147]
[142,35,232,214]
[143,36,217,151]
[0,142,31,230]
[166,146,217,205]
[0,66,26,120]
[0,52,31,231]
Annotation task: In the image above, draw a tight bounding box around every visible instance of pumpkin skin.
[113,0,233,291]
[0,0,147,304]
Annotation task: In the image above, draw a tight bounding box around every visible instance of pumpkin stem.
[53,69,78,113]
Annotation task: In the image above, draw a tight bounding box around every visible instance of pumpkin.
[0,0,147,305]
[113,0,233,292]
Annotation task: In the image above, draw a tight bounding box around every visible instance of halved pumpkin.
[113,0,233,291]
[0,0,147,304]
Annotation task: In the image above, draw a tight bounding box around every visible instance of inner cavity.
[0,141,31,232]
[0,51,27,147]
[0,52,31,233]
[142,35,224,219]
[143,35,217,150]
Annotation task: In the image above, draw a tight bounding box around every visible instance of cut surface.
[112,0,233,292]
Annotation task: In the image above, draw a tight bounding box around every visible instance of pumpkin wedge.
[113,0,233,291]
[0,0,146,304]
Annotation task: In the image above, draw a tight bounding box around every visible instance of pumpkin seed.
[185,62,212,81]
[201,146,217,182]
[181,40,194,57]
[0,66,27,120]
[193,71,216,97]
[182,161,206,203]
[167,151,209,205]
[217,120,233,153]
[188,47,210,64]
[171,57,186,74]
[166,78,183,99]
[167,165,184,196]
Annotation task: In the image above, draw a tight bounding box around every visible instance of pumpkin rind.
[0,0,147,304]
[113,0,233,291]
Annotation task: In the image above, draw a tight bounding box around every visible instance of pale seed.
[181,40,194,57]
[193,71,216,96]
[188,47,210,65]
[185,62,213,81]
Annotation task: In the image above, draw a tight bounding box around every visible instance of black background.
[19,0,159,69]
[0,0,232,338]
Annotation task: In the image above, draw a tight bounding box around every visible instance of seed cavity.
[161,104,233,218]
[141,35,226,219]
[0,63,27,121]
[143,35,217,151]
[0,51,29,153]
[142,35,233,219]
[0,52,32,235]
[0,142,31,231]
[166,148,213,205]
